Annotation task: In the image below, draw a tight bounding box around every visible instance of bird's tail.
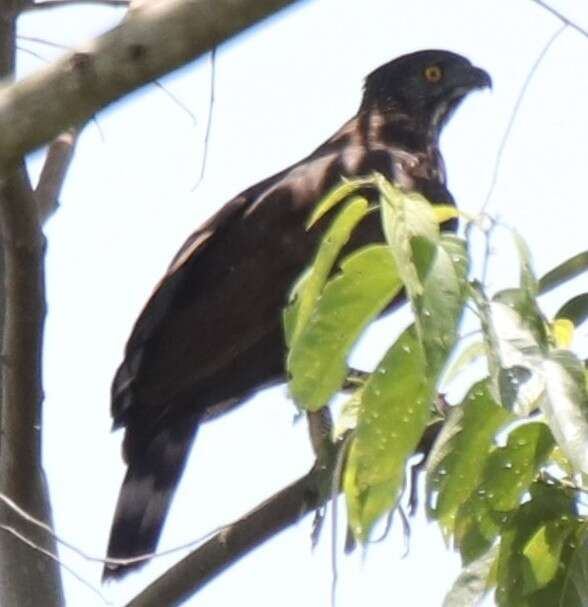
[103,419,198,581]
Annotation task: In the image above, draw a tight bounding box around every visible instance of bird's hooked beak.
[429,64,491,135]
[466,65,492,91]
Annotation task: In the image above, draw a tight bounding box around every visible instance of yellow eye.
[424,65,443,83]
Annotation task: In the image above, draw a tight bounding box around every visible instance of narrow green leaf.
[306,176,373,228]
[378,174,439,300]
[495,483,579,607]
[288,245,401,411]
[560,523,588,606]
[286,196,369,347]
[523,522,568,591]
[555,293,588,328]
[540,349,588,475]
[442,545,498,607]
[426,380,512,535]
[418,235,469,376]
[538,250,588,295]
[455,422,554,563]
[512,229,538,298]
[344,327,432,540]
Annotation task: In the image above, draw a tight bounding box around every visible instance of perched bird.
[104,49,491,579]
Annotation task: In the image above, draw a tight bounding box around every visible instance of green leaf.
[455,422,554,563]
[286,196,369,347]
[523,522,568,591]
[495,483,580,607]
[442,545,498,607]
[378,174,439,300]
[426,380,512,535]
[433,204,460,225]
[555,293,588,328]
[288,245,401,411]
[378,175,467,376]
[306,176,372,228]
[539,349,588,475]
[344,327,432,540]
[474,288,548,415]
[550,319,575,349]
[560,523,588,606]
[512,229,538,298]
[538,250,588,295]
[418,235,469,376]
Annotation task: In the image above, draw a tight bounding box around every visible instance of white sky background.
[15,0,588,605]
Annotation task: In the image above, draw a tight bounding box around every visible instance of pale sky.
[16,0,588,605]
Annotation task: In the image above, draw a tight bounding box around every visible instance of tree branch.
[0,0,302,168]
[34,127,79,224]
[0,165,65,605]
[125,448,339,607]
[0,2,64,603]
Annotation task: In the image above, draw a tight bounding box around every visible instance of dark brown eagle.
[104,49,491,579]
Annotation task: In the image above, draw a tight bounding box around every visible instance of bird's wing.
[111,137,365,455]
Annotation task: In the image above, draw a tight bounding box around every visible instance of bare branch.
[0,0,303,168]
[35,127,79,224]
[125,448,340,607]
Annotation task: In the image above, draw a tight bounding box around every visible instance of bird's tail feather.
[103,420,198,581]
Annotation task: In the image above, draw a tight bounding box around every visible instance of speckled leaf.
[378,174,439,301]
[418,234,468,376]
[426,380,512,535]
[495,483,580,607]
[442,545,498,607]
[285,196,369,347]
[288,245,401,411]
[455,422,554,563]
[344,327,432,540]
[539,349,588,475]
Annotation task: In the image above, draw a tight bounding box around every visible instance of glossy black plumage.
[104,50,490,579]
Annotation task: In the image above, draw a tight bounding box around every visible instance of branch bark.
[34,127,79,224]
[0,0,302,168]
[0,162,65,606]
[0,2,64,604]
[125,448,339,607]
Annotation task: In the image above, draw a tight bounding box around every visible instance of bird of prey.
[104,49,491,579]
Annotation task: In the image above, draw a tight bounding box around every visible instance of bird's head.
[361,50,491,138]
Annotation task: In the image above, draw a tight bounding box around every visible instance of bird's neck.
[359,108,439,155]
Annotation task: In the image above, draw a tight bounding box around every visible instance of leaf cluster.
[284,175,588,606]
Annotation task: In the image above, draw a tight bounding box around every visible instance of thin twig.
[18,35,69,50]
[192,46,217,190]
[16,45,48,62]
[531,0,588,39]
[24,0,128,10]
[481,24,566,213]
[330,434,351,607]
[0,525,111,605]
[153,81,197,124]
[0,489,227,568]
